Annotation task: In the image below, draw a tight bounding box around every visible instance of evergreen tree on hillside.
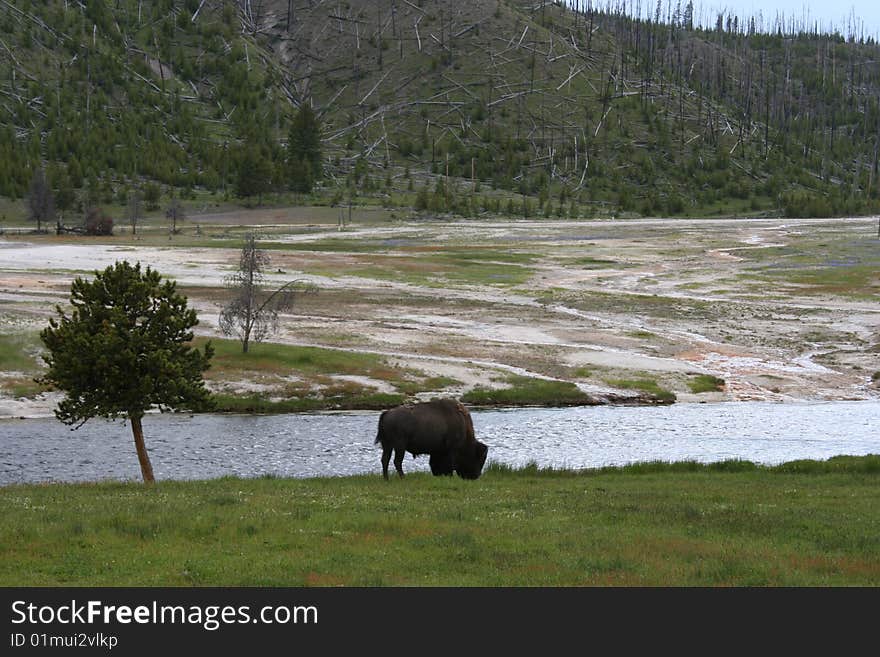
[288,156,314,194]
[3,1,880,217]
[236,141,274,205]
[287,104,322,192]
[50,167,76,222]
[683,1,694,30]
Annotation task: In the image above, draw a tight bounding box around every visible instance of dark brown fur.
[375,399,488,479]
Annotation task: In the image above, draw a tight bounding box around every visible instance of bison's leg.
[393,448,406,478]
[381,445,393,480]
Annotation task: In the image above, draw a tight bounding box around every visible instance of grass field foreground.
[1,457,878,586]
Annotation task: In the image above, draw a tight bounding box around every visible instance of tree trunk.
[130,415,155,483]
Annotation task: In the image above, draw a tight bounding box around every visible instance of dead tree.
[166,197,185,234]
[28,168,55,233]
[127,189,143,236]
[219,233,317,353]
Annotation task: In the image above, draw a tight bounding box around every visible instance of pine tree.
[288,104,322,191]
[236,142,274,205]
[39,262,214,483]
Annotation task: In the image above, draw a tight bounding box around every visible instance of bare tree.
[166,197,185,234]
[219,234,316,353]
[28,168,55,233]
[238,0,267,35]
[127,188,143,235]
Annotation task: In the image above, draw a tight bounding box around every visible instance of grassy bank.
[201,339,633,412]
[2,456,878,586]
[0,332,47,398]
[0,331,677,412]
[461,376,593,407]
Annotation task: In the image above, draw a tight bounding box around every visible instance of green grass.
[571,257,624,269]
[605,378,677,403]
[264,238,401,253]
[200,341,605,412]
[0,332,49,398]
[405,258,532,286]
[1,455,878,586]
[436,248,535,265]
[0,332,42,372]
[461,376,592,406]
[200,339,478,411]
[203,339,393,379]
[2,376,49,399]
[297,247,535,287]
[211,391,405,413]
[742,237,880,298]
[756,264,880,298]
[396,376,463,395]
[547,289,722,323]
[688,374,726,394]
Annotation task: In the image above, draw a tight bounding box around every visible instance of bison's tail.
[374,410,388,445]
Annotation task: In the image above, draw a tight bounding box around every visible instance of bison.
[375,399,488,480]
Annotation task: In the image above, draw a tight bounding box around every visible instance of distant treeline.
[2,0,878,218]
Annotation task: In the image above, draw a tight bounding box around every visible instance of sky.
[570,2,880,38]
[697,1,880,37]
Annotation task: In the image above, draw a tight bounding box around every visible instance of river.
[1,401,878,485]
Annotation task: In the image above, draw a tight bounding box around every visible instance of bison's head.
[455,441,489,480]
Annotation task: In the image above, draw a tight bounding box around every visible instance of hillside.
[2,0,880,219]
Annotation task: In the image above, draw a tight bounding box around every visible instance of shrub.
[665,193,685,214]
[606,378,676,403]
[85,207,113,235]
[143,182,161,211]
[780,191,833,218]
[688,374,726,394]
[462,377,590,406]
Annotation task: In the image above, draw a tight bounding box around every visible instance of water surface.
[0,401,877,484]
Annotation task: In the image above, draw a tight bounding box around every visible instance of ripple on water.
[0,401,878,484]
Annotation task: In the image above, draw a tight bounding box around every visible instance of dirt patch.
[0,390,63,419]
[328,375,397,394]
